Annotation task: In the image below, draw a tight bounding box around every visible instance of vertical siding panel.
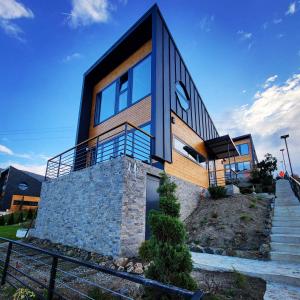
[163,25,171,162]
[194,89,200,136]
[175,50,182,118]
[153,12,164,159]
[169,40,176,111]
[198,94,203,137]
[190,82,196,132]
[185,71,192,126]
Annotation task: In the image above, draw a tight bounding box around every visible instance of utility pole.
[280,148,287,173]
[281,134,293,176]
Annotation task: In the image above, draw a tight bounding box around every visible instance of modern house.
[32,5,240,257]
[223,134,258,184]
[0,166,43,212]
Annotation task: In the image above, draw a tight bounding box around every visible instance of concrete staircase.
[271,179,300,263]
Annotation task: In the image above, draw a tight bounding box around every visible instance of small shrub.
[139,240,153,262]
[140,172,197,298]
[27,209,34,220]
[233,269,247,289]
[240,214,252,222]
[249,203,256,209]
[208,186,227,199]
[0,216,5,226]
[16,212,24,224]
[6,213,15,225]
[13,288,36,300]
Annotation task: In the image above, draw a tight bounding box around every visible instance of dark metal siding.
[152,9,219,162]
[0,167,42,211]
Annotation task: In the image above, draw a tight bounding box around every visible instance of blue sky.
[0,0,299,175]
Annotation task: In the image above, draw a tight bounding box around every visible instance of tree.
[139,172,197,299]
[250,153,277,191]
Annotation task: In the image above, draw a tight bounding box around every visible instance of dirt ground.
[185,194,272,258]
[193,270,266,300]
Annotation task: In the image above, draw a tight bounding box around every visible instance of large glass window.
[118,73,129,111]
[132,56,151,103]
[173,137,206,167]
[225,161,251,173]
[237,143,249,155]
[95,55,151,125]
[98,82,116,123]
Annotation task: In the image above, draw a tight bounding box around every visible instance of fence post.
[44,160,49,181]
[56,156,62,178]
[48,257,58,300]
[1,242,12,285]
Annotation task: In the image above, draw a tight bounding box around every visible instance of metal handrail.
[289,175,300,200]
[45,122,153,180]
[48,122,153,161]
[0,237,204,299]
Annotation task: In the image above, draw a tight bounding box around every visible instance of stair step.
[273,221,300,227]
[272,227,300,234]
[273,217,300,222]
[271,251,300,263]
[271,242,300,254]
[271,234,300,244]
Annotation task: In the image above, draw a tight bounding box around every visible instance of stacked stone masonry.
[31,156,206,257]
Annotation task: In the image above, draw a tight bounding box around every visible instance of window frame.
[237,143,249,156]
[175,81,190,111]
[173,135,207,169]
[94,54,151,127]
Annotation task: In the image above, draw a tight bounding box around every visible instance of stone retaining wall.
[31,156,206,257]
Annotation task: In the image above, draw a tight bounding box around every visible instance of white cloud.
[0,0,33,41]
[198,15,215,32]
[63,52,82,63]
[216,73,300,174]
[273,18,282,24]
[0,0,33,19]
[0,144,13,155]
[263,74,278,88]
[242,90,247,94]
[0,161,46,175]
[286,2,297,15]
[68,0,111,27]
[237,30,252,41]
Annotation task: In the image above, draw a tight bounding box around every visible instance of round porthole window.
[18,182,28,191]
[175,81,190,110]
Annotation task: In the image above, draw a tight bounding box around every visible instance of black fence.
[45,122,153,180]
[0,238,204,299]
[289,176,300,201]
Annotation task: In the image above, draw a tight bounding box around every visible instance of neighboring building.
[0,166,43,211]
[32,5,240,256]
[223,134,258,184]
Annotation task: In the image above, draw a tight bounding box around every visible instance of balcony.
[45,122,153,180]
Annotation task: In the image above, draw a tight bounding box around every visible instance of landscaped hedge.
[0,209,35,226]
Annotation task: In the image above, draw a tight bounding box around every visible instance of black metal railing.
[45,122,153,180]
[289,175,300,201]
[0,238,204,299]
[209,169,238,187]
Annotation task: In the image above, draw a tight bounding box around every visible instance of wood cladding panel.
[89,97,151,139]
[165,113,209,188]
[89,40,152,139]
[230,138,254,166]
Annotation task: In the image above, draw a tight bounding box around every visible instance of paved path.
[271,179,300,263]
[192,179,300,299]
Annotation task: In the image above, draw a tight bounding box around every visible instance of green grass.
[0,224,22,241]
